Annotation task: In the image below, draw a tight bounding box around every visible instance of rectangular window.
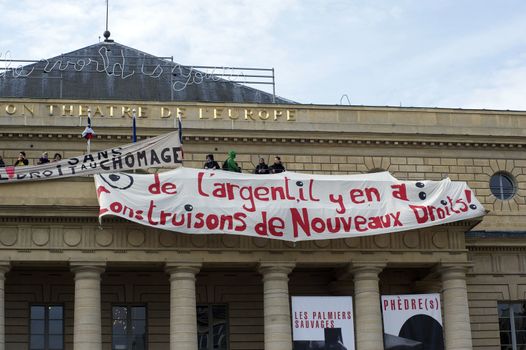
[197,304,228,350]
[30,305,64,350]
[112,305,147,350]
[498,302,526,349]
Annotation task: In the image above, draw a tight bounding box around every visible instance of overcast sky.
[1,0,526,109]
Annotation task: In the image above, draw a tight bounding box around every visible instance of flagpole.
[132,109,137,143]
[87,109,91,154]
[132,108,137,173]
[177,111,184,165]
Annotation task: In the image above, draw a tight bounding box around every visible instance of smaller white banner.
[382,293,443,350]
[0,131,182,183]
[292,296,355,350]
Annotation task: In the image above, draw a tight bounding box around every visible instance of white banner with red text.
[94,167,485,241]
[292,296,355,350]
[0,131,182,183]
[382,294,444,350]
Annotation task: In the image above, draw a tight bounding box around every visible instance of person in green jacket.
[222,150,241,172]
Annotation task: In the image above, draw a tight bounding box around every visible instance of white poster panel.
[0,131,181,183]
[94,168,485,241]
[292,296,354,350]
[382,293,443,350]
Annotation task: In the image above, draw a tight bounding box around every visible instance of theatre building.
[0,40,525,350]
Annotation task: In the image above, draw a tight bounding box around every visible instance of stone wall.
[467,237,526,349]
[2,101,526,349]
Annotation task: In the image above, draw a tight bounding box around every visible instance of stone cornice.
[0,205,99,219]
[1,131,523,149]
[466,233,526,251]
[468,245,526,252]
[0,212,480,229]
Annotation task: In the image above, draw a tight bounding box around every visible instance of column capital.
[0,262,10,277]
[258,261,295,276]
[70,261,106,275]
[165,261,202,276]
[348,261,386,276]
[435,263,472,282]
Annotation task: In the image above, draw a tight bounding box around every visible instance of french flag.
[132,109,137,143]
[177,112,184,160]
[82,111,95,140]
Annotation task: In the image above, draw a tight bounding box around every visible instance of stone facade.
[1,98,525,349]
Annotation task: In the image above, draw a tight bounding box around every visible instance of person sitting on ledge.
[204,154,220,170]
[37,152,50,165]
[269,156,285,174]
[14,151,29,166]
[222,150,241,172]
[254,157,270,174]
[52,153,62,162]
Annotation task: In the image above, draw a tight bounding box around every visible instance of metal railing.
[0,51,277,102]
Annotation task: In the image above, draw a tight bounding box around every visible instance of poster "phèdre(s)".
[382,293,444,350]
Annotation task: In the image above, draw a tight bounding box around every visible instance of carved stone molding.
[0,222,469,255]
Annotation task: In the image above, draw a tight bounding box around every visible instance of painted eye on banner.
[414,182,427,200]
[100,173,134,190]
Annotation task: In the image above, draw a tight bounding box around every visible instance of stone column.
[440,265,472,350]
[258,262,295,350]
[70,262,105,350]
[165,262,202,350]
[0,263,10,350]
[350,263,385,350]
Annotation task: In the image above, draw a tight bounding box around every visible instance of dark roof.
[0,41,294,104]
